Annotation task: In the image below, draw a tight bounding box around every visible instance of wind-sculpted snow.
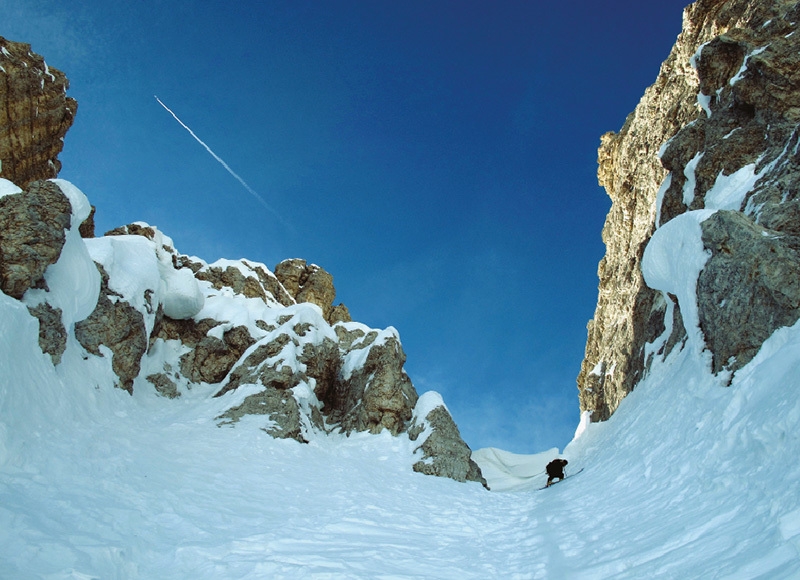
[641,209,716,358]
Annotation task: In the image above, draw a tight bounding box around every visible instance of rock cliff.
[0,37,75,187]
[579,0,800,420]
[0,37,484,486]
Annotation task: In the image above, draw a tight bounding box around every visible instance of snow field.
[3,277,800,578]
[1,179,799,578]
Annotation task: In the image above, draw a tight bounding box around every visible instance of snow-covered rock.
[0,175,483,483]
[409,392,487,487]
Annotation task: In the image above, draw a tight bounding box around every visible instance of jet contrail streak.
[155,95,286,225]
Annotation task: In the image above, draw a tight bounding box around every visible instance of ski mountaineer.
[545,458,569,487]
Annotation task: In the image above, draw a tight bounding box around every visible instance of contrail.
[155,95,287,226]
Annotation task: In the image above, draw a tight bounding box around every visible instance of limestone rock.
[274,259,351,324]
[334,333,418,436]
[214,320,333,421]
[211,316,444,455]
[580,0,709,421]
[211,320,337,440]
[273,259,315,298]
[27,302,66,365]
[79,206,96,238]
[196,261,294,307]
[105,222,159,241]
[408,393,487,487]
[215,333,300,397]
[0,180,72,299]
[151,316,218,347]
[660,2,800,378]
[75,264,147,394]
[0,37,76,187]
[328,303,352,325]
[146,372,180,399]
[579,0,800,421]
[299,336,342,406]
[217,387,305,442]
[180,325,255,385]
[698,211,800,375]
[334,325,377,351]
[186,325,253,385]
[149,316,256,386]
[213,316,423,441]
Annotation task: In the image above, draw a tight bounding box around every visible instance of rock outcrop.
[409,392,487,487]
[217,387,306,442]
[74,264,148,394]
[27,302,67,365]
[274,258,351,324]
[0,34,483,485]
[0,180,72,298]
[153,317,256,385]
[0,176,482,485]
[698,211,800,376]
[0,37,75,187]
[579,0,800,419]
[330,332,418,436]
[194,259,294,308]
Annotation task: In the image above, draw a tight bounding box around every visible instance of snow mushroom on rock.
[0,178,100,365]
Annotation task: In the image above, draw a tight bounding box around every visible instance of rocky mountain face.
[0,37,76,187]
[579,0,800,421]
[0,41,485,487]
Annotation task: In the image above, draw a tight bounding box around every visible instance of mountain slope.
[0,172,485,487]
[3,0,800,576]
[3,267,800,578]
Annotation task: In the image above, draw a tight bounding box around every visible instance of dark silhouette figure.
[546,458,569,487]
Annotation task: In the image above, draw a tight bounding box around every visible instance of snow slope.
[2,181,800,578]
[3,279,800,579]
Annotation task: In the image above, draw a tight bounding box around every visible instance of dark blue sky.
[4,0,689,452]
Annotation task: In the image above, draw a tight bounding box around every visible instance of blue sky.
[4,0,689,453]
